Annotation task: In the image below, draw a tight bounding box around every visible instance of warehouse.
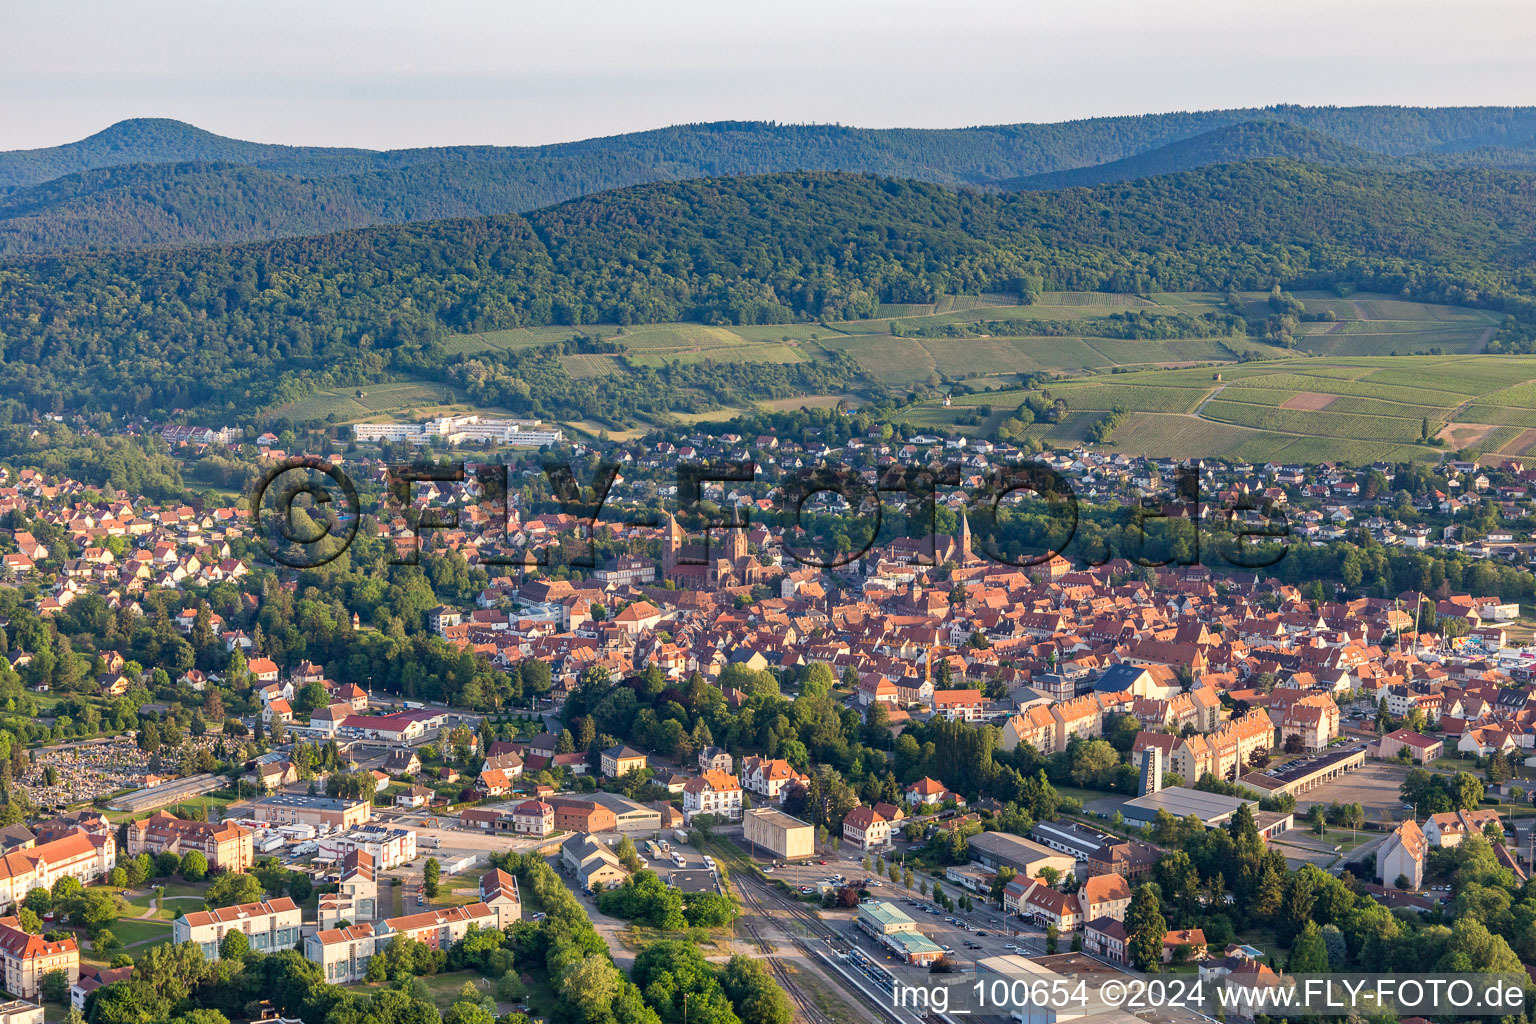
[966,832,1076,880]
[742,807,815,861]
[1119,786,1290,838]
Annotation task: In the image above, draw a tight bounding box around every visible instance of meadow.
[271,291,1536,465]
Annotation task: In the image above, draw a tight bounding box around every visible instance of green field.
[274,291,1536,460]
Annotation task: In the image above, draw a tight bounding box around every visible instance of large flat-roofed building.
[1238,746,1366,799]
[742,808,814,861]
[173,898,302,960]
[966,832,1076,880]
[1031,820,1116,862]
[126,812,254,873]
[249,794,371,830]
[585,792,663,833]
[1120,786,1290,838]
[314,826,416,871]
[976,953,1129,1024]
[353,415,564,448]
[0,999,44,1024]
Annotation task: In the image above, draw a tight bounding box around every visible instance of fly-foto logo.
[247,456,1291,571]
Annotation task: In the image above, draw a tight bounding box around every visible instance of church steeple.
[662,510,684,572]
[958,508,972,563]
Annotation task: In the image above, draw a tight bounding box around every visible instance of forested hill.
[3,161,1536,420]
[1000,122,1384,189]
[7,106,1536,253]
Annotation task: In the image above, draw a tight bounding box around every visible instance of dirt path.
[1193,381,1230,416]
[1472,326,1494,353]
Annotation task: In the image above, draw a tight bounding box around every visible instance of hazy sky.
[5,0,1536,151]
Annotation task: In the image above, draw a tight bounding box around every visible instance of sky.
[5,0,1536,151]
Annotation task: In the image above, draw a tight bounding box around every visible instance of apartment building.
[0,831,117,911]
[173,898,302,960]
[125,812,254,873]
[0,918,77,1000]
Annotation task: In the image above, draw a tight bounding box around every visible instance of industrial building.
[742,807,815,860]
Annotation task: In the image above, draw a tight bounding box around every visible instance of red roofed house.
[0,915,78,998]
[932,688,985,722]
[843,805,892,852]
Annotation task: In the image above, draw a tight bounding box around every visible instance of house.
[71,964,133,1011]
[698,747,733,774]
[1083,917,1128,964]
[395,786,433,809]
[905,776,965,809]
[1005,879,1080,932]
[0,917,77,999]
[384,748,422,777]
[475,769,513,798]
[478,869,522,930]
[1077,872,1133,922]
[1378,819,1427,890]
[561,834,628,889]
[932,688,985,722]
[682,770,743,823]
[741,756,808,803]
[600,745,648,779]
[512,800,555,837]
[842,805,892,852]
[1162,928,1208,963]
[1423,809,1502,848]
[376,903,497,949]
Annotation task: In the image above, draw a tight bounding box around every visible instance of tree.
[1288,921,1329,973]
[443,1003,495,1024]
[18,908,41,933]
[180,850,208,882]
[205,871,263,908]
[40,968,70,1003]
[155,852,181,878]
[1125,884,1167,972]
[423,857,441,898]
[721,955,794,1024]
[219,928,250,962]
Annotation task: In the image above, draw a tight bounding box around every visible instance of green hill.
[1000,122,1384,189]
[4,162,1536,421]
[7,107,1536,253]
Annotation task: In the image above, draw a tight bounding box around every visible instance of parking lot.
[1291,760,1413,820]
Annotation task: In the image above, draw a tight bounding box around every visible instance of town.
[0,408,1529,1024]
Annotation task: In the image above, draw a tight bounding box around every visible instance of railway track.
[732,872,840,1024]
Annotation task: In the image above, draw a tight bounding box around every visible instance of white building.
[682,770,743,823]
[314,825,417,871]
[353,415,563,447]
[173,898,303,960]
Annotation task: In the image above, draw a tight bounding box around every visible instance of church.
[660,511,770,590]
[887,509,977,567]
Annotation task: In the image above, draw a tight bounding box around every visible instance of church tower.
[662,511,684,573]
[727,523,748,564]
[957,508,973,564]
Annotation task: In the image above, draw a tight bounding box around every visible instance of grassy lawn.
[112,917,173,947]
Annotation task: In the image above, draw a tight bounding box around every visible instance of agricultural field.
[268,379,468,423]
[291,292,1534,459]
[903,351,1536,464]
